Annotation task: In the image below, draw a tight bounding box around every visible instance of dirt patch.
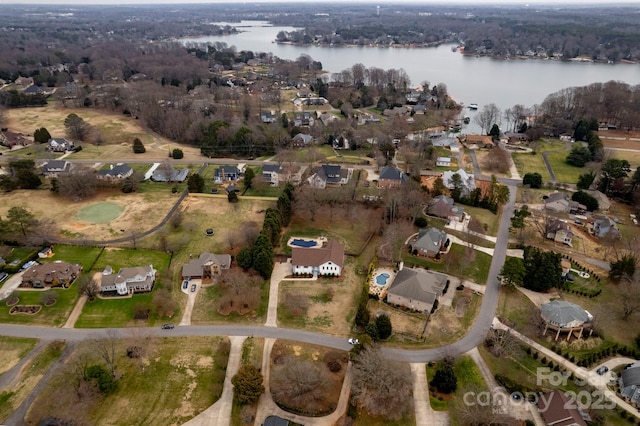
[598,129,640,150]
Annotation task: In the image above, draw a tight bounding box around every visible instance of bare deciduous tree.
[92,329,119,378]
[56,167,98,201]
[271,356,329,409]
[351,347,413,420]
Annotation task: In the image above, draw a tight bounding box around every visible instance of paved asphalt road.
[0,185,518,363]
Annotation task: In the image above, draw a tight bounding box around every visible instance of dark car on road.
[182,280,188,289]
[161,324,174,330]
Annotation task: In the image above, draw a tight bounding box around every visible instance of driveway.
[180,279,201,326]
[0,271,25,300]
[265,261,292,327]
[411,363,450,426]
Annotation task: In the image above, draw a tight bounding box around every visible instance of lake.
[183,20,640,114]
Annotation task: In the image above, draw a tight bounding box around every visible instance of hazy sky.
[2,0,638,5]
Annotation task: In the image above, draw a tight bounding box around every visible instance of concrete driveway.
[0,271,25,300]
[265,261,292,327]
[180,279,201,326]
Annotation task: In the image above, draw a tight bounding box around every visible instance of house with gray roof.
[378,166,408,189]
[427,195,465,221]
[591,215,620,239]
[409,227,449,258]
[181,252,231,281]
[307,164,350,189]
[546,218,574,247]
[101,265,156,296]
[97,164,133,181]
[214,166,239,183]
[443,169,475,196]
[544,192,586,214]
[151,165,189,183]
[386,267,448,313]
[292,133,314,147]
[620,362,640,407]
[540,300,593,341]
[41,160,71,177]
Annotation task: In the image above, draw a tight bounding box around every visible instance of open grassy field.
[24,336,229,426]
[74,292,156,328]
[512,152,551,182]
[92,247,171,272]
[3,105,204,161]
[545,152,590,184]
[0,336,39,375]
[39,245,103,268]
[277,262,361,336]
[0,340,66,424]
[462,205,500,236]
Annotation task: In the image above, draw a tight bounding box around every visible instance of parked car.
[348,338,359,345]
[596,366,609,375]
[211,188,219,194]
[0,272,8,283]
[191,283,197,292]
[182,280,188,289]
[161,324,174,330]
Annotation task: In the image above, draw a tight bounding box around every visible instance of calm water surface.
[184,21,640,113]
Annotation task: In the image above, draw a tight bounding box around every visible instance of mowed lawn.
[545,151,589,184]
[403,243,492,284]
[0,287,79,327]
[39,245,103,268]
[92,248,172,271]
[462,205,500,236]
[74,293,155,328]
[512,152,551,182]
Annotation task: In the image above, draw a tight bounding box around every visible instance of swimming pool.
[290,238,318,248]
[375,273,391,286]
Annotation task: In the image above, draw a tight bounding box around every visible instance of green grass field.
[75,202,125,224]
[545,152,589,184]
[0,288,79,327]
[426,355,487,411]
[74,293,156,328]
[39,245,103,268]
[462,205,500,236]
[91,248,172,272]
[512,152,551,182]
[402,243,492,284]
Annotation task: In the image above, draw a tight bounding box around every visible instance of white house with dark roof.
[101,265,156,296]
[307,164,350,189]
[263,164,284,186]
[291,239,344,277]
[47,138,74,152]
[214,166,239,183]
[41,160,72,177]
[436,157,451,167]
[97,164,133,181]
[386,267,448,313]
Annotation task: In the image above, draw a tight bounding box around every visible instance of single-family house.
[21,261,81,289]
[591,215,620,239]
[465,134,494,148]
[409,228,449,258]
[260,110,278,124]
[378,166,408,189]
[263,164,284,186]
[293,112,314,127]
[23,85,45,96]
[181,252,232,281]
[537,391,588,426]
[427,195,465,221]
[307,164,350,189]
[540,300,593,341]
[38,246,54,259]
[151,165,189,183]
[620,362,640,407]
[15,76,34,87]
[214,166,239,183]
[431,137,461,152]
[0,131,31,149]
[317,112,340,126]
[546,218,574,246]
[386,266,448,313]
[436,157,451,167]
[292,133,314,147]
[443,169,475,196]
[544,192,585,214]
[97,164,133,181]
[101,265,156,296]
[47,138,74,152]
[291,239,344,277]
[383,106,410,117]
[41,160,71,177]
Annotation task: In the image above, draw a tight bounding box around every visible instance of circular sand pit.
[76,202,124,224]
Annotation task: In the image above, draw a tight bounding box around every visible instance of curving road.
[0,184,517,363]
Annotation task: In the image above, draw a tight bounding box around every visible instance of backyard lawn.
[402,244,492,284]
[91,248,172,272]
[39,245,103,268]
[512,152,551,182]
[545,152,589,184]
